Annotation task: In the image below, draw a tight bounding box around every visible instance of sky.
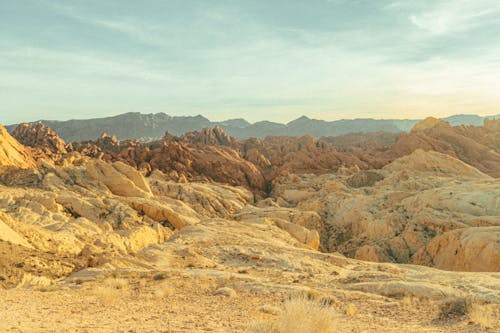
[1,0,500,124]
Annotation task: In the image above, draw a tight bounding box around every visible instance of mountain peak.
[287,115,311,125]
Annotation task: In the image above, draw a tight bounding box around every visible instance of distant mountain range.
[5,112,499,142]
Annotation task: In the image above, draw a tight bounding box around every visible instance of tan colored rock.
[126,197,200,229]
[86,160,152,197]
[413,227,500,272]
[271,150,500,271]
[272,218,320,250]
[148,174,252,218]
[0,212,33,249]
[235,206,322,249]
[383,149,490,179]
[121,224,173,253]
[112,161,152,193]
[354,245,391,262]
[0,124,35,168]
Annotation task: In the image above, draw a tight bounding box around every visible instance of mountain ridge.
[6,112,499,142]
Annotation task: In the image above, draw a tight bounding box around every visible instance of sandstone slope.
[0,125,35,169]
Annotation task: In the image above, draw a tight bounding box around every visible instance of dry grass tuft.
[346,303,357,317]
[93,286,122,305]
[247,296,337,333]
[93,278,129,305]
[468,302,495,329]
[104,278,128,290]
[153,281,175,298]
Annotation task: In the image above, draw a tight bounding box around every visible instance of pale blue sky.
[1,0,500,124]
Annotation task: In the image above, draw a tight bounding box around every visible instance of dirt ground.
[1,272,496,333]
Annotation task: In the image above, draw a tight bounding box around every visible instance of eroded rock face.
[272,150,500,272]
[0,152,337,288]
[234,205,323,250]
[413,227,500,272]
[68,131,268,194]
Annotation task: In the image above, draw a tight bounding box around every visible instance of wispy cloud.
[409,0,500,35]
[0,44,171,82]
[46,2,167,47]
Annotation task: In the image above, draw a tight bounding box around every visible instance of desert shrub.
[93,278,129,305]
[439,297,467,319]
[438,296,496,328]
[247,296,336,333]
[468,302,495,329]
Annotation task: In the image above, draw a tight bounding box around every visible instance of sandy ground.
[1,272,496,333]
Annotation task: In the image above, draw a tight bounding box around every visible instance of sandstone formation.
[272,149,500,272]
[413,226,500,271]
[387,118,500,177]
[0,125,35,168]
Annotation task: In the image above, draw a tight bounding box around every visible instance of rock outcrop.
[0,125,35,168]
[413,227,500,272]
[12,123,67,157]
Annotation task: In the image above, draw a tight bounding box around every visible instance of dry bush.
[438,297,467,319]
[468,302,495,329]
[93,278,129,305]
[153,281,175,298]
[93,286,121,305]
[104,278,128,289]
[247,296,336,333]
[438,295,496,328]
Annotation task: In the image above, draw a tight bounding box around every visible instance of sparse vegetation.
[93,278,129,305]
[439,297,468,319]
[437,295,496,328]
[152,281,174,298]
[468,302,495,329]
[247,296,337,333]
